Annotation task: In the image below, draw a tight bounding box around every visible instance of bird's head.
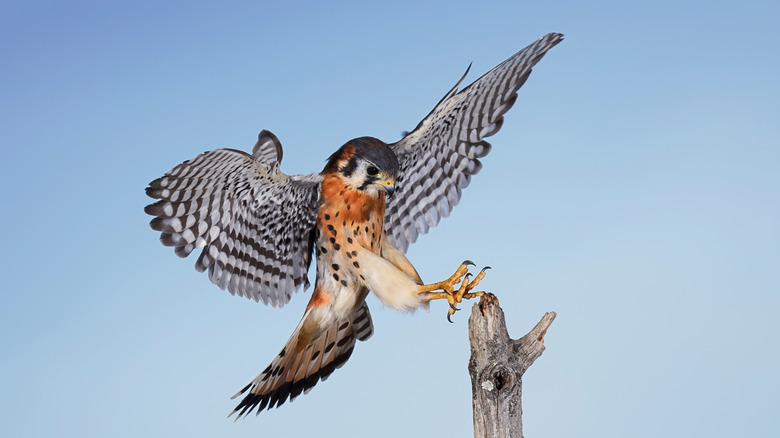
[323,137,399,197]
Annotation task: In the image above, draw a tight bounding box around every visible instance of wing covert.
[253,129,284,165]
[386,33,563,252]
[145,147,322,307]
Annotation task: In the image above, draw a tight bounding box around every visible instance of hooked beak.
[382,180,396,198]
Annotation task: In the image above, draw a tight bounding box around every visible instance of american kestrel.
[145,33,562,418]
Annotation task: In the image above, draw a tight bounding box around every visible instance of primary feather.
[386,33,564,252]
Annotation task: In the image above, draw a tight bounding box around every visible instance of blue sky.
[1,0,778,436]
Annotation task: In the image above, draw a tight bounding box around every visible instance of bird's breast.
[311,176,386,317]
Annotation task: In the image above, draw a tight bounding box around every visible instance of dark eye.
[367,165,379,176]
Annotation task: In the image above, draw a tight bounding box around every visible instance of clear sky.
[1,1,778,437]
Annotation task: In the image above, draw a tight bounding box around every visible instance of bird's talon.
[418,260,490,322]
[462,260,475,267]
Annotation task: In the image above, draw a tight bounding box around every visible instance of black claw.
[465,273,473,279]
[461,260,475,267]
[447,313,454,323]
[449,303,461,312]
[481,266,492,273]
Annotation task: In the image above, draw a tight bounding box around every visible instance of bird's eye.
[367,165,379,176]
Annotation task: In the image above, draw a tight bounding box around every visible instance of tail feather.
[229,302,373,418]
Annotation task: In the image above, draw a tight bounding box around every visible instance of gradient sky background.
[1,1,778,437]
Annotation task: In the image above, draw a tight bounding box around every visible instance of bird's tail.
[229,302,373,418]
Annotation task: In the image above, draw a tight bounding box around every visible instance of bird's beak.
[381,180,396,198]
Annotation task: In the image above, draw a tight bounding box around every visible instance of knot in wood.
[484,363,515,392]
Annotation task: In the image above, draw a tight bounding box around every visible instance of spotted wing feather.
[386,33,563,252]
[145,148,321,307]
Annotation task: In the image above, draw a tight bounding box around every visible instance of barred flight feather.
[386,32,563,252]
[145,148,322,307]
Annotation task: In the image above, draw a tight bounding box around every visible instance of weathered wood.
[468,293,555,438]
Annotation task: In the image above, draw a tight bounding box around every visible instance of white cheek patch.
[342,171,365,189]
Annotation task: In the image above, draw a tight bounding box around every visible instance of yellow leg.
[418,261,490,322]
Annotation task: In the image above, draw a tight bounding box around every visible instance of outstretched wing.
[385,33,563,252]
[145,145,322,307]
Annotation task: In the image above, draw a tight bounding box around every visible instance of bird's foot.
[418,260,489,322]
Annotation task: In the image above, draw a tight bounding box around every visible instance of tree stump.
[468,293,556,438]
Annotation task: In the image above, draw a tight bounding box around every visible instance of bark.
[468,293,556,438]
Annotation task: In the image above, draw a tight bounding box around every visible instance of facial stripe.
[340,156,359,177]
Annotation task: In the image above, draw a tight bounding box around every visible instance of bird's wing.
[385,33,563,252]
[145,145,322,307]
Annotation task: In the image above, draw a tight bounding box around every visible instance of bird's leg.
[418,261,490,322]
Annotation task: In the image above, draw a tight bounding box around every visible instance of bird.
[144,32,563,418]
